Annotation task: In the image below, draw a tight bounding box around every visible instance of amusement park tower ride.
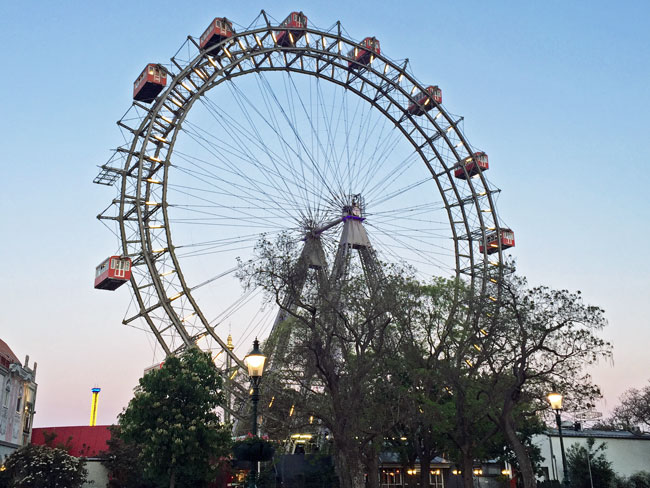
[89,387,101,426]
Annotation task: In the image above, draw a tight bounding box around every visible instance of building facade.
[534,427,650,482]
[0,339,37,462]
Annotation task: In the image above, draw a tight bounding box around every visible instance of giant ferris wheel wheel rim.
[96,10,509,420]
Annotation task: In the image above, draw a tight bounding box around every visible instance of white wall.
[534,433,650,481]
[84,459,109,488]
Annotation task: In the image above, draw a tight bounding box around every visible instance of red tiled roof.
[31,425,112,457]
[0,338,20,366]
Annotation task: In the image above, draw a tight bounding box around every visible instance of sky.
[0,1,648,428]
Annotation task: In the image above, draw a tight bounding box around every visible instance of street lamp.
[548,388,569,486]
[244,338,266,488]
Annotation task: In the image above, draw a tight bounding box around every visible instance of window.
[429,471,444,488]
[111,258,117,269]
[381,469,403,487]
[16,391,22,413]
[3,378,9,408]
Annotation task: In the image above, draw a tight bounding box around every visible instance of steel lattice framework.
[95,11,509,422]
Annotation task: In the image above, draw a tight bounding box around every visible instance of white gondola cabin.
[94,256,132,290]
[275,12,307,47]
[347,37,381,70]
[454,152,489,179]
[407,86,442,115]
[133,64,167,103]
[479,229,515,255]
[199,17,234,51]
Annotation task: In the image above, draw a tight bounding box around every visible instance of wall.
[534,430,650,481]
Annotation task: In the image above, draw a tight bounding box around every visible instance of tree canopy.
[118,347,231,488]
[0,444,88,488]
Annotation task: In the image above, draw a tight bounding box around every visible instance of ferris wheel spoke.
[171,158,304,221]
[178,125,309,219]
[239,74,344,208]
[195,93,342,219]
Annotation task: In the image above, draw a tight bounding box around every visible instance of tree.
[609,383,650,432]
[481,273,611,488]
[118,347,232,488]
[100,425,155,488]
[388,277,499,488]
[0,444,88,488]
[239,234,406,488]
[618,471,650,488]
[566,438,616,488]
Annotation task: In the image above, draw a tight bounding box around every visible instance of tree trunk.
[501,413,537,488]
[169,469,176,488]
[461,452,474,488]
[419,458,431,488]
[365,452,380,488]
[334,447,365,488]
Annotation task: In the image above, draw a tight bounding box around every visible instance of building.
[0,338,37,461]
[31,425,111,487]
[534,426,650,482]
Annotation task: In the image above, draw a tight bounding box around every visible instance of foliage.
[0,444,88,488]
[239,233,410,488]
[609,383,650,432]
[118,347,232,488]
[479,272,611,488]
[100,425,155,488]
[616,471,650,488]
[566,438,616,488]
[239,232,611,488]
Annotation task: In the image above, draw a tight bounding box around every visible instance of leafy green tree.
[118,347,232,488]
[100,425,155,488]
[0,444,88,488]
[566,438,616,488]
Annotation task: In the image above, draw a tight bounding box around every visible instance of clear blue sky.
[0,1,648,427]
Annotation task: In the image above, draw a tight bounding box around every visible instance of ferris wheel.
[94,10,514,422]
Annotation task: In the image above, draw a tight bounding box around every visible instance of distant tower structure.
[89,387,101,426]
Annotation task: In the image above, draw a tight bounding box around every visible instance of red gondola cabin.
[275,12,307,47]
[407,86,442,115]
[200,17,234,51]
[479,229,515,255]
[94,256,132,290]
[347,37,381,70]
[133,64,167,103]
[454,152,489,179]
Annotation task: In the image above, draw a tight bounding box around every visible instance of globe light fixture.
[244,338,266,378]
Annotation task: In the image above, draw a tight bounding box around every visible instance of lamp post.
[548,389,569,486]
[244,338,266,488]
